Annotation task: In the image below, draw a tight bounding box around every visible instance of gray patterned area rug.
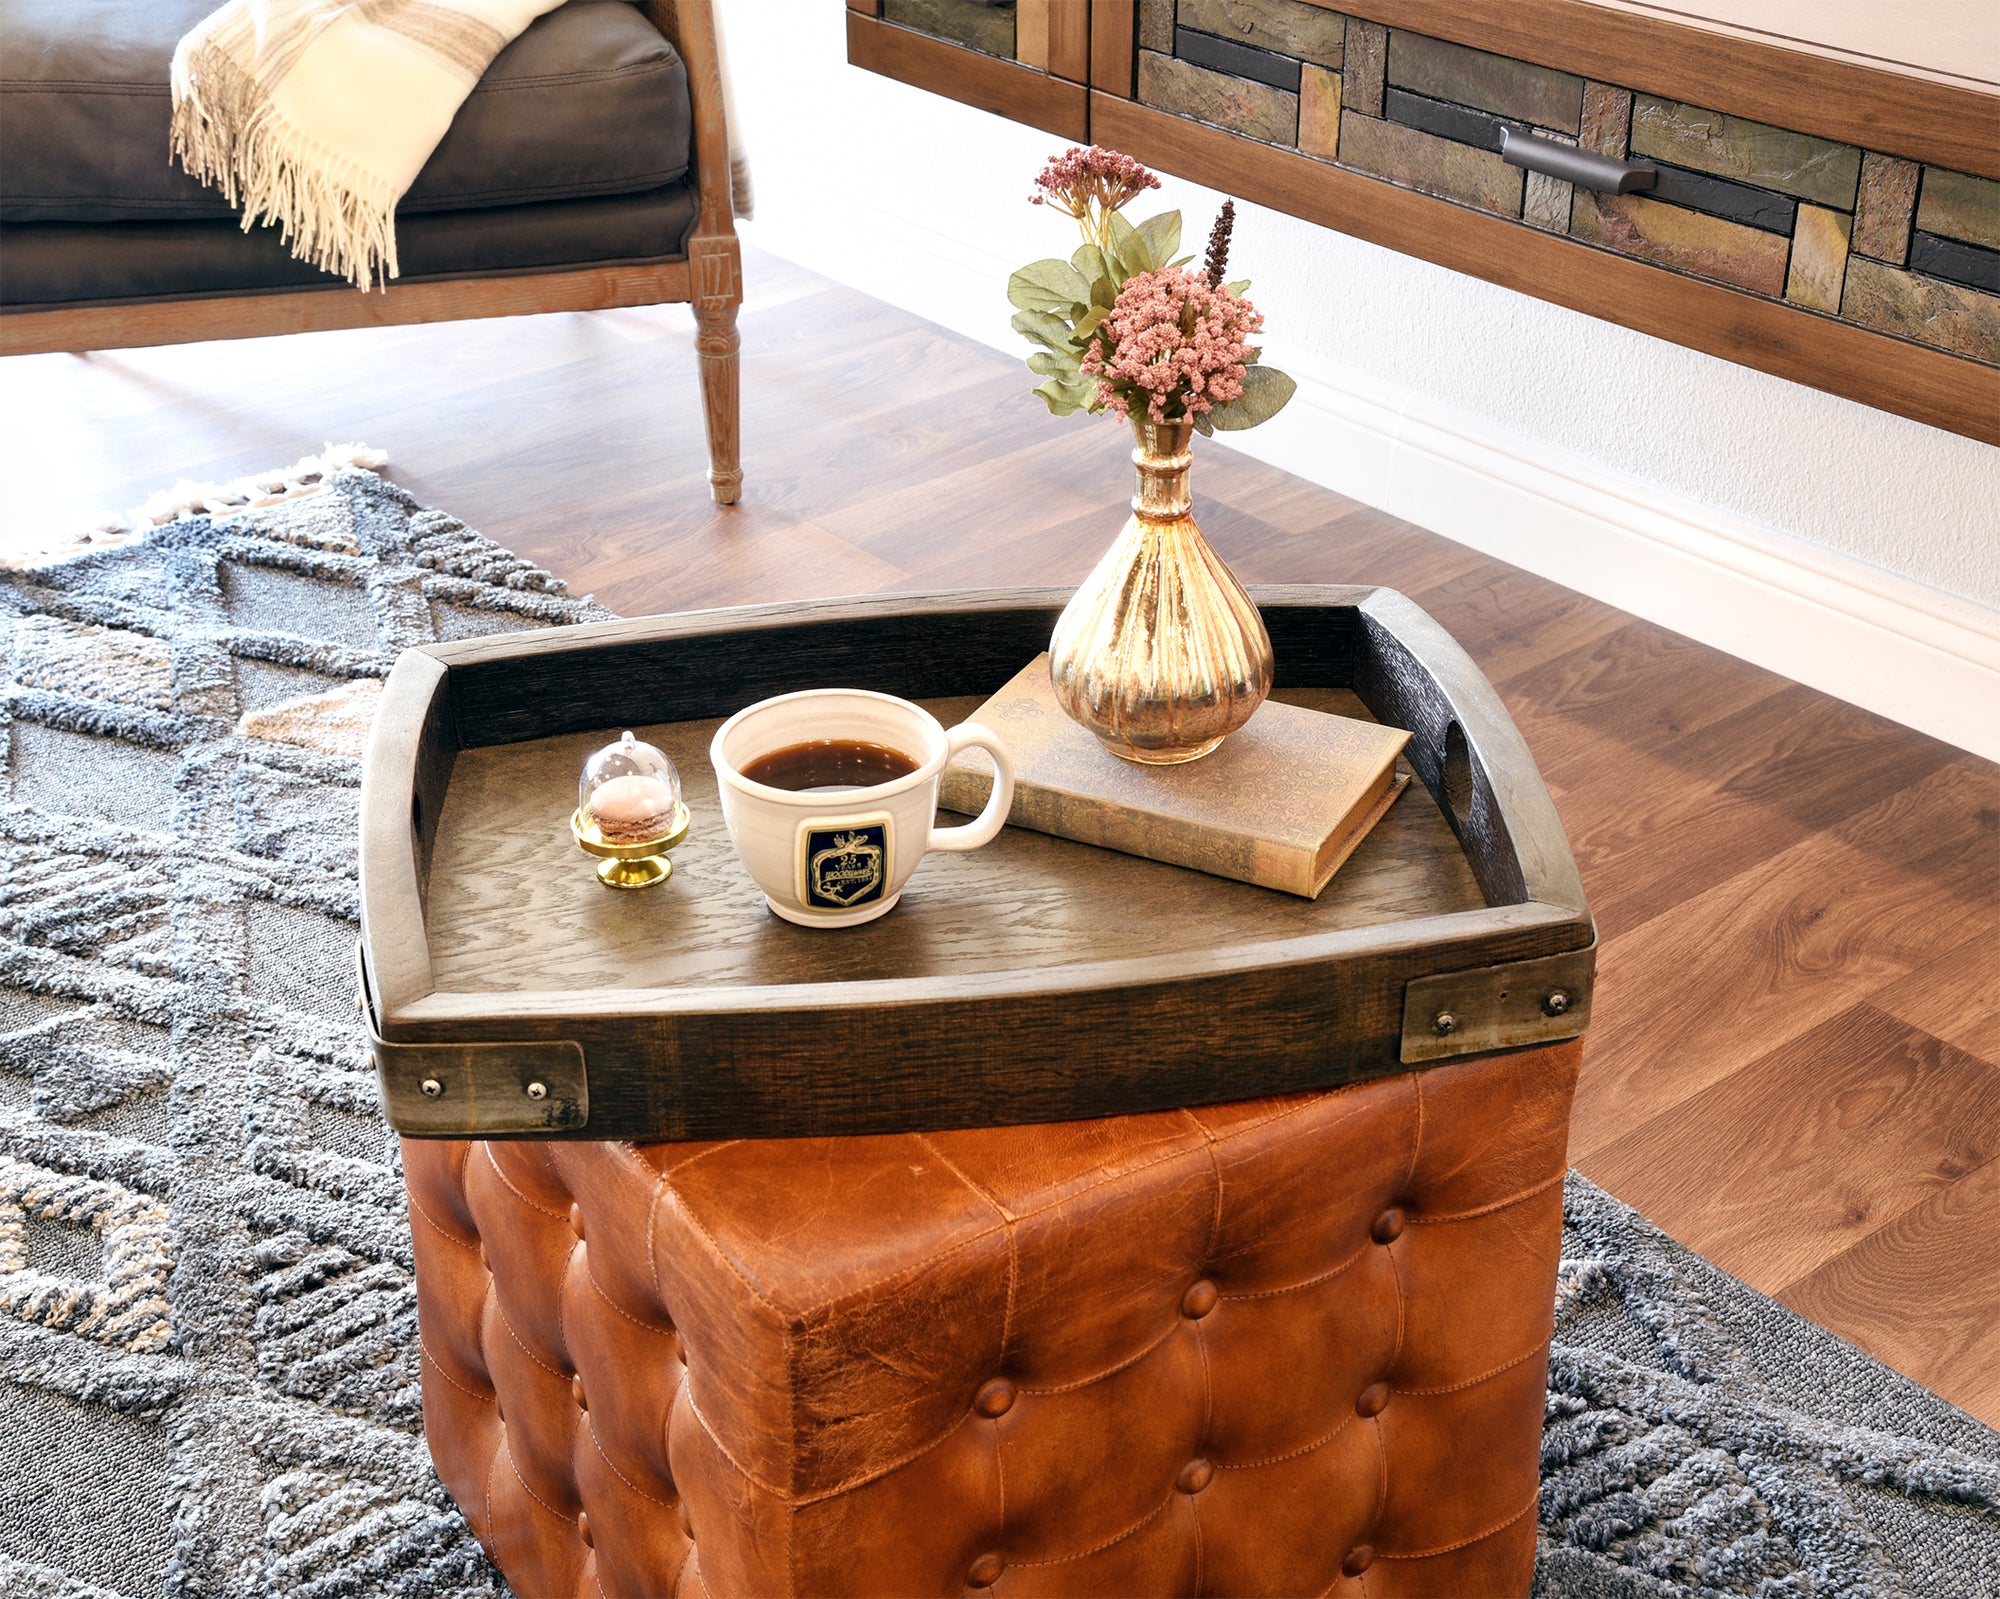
[0,467,1994,1599]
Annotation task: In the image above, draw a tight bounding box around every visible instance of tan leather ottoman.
[402,1037,1578,1597]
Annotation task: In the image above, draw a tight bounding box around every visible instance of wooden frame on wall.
[1090,93,1998,445]
[851,0,2000,445]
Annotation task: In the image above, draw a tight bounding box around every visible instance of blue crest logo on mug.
[804,824,888,909]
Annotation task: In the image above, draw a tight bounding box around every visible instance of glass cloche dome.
[578,731,683,845]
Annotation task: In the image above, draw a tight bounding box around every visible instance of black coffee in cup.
[740,738,920,794]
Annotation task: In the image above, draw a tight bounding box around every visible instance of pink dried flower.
[1029,144,1161,246]
[1079,267,1263,423]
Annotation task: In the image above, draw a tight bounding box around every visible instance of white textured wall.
[724,0,2000,610]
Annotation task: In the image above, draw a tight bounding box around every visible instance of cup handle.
[927,722,1015,853]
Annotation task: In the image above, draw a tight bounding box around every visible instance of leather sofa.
[401,1038,1579,1595]
[0,0,745,502]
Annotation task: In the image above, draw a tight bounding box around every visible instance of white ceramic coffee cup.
[710,689,1015,927]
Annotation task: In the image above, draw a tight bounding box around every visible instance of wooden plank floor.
[5,247,1996,1424]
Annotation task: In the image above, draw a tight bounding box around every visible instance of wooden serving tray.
[358,587,1595,1140]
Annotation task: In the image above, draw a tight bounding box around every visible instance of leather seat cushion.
[403,1040,1580,1597]
[0,184,699,306]
[0,0,691,224]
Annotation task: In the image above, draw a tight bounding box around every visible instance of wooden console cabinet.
[848,0,2000,444]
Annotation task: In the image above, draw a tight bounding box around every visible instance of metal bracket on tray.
[356,944,590,1135]
[1399,942,1596,1064]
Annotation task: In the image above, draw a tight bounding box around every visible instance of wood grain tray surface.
[358,587,1595,1140]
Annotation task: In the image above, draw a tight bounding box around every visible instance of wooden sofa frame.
[0,0,744,504]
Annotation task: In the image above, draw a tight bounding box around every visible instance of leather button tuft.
[966,1552,1004,1588]
[576,1510,593,1549]
[1175,1457,1214,1495]
[571,1375,588,1411]
[568,1203,586,1241]
[1356,1381,1390,1418]
[1371,1207,1405,1244]
[1341,1543,1374,1576]
[1181,1280,1218,1319]
[974,1377,1016,1418]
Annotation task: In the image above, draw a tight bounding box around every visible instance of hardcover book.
[939,655,1413,898]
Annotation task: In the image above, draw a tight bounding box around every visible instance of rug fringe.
[5,444,389,572]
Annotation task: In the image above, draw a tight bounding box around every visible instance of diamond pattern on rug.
[237,678,384,761]
[0,468,604,1597]
[0,1155,172,1353]
[13,617,173,711]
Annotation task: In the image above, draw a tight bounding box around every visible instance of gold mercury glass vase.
[1049,413,1276,764]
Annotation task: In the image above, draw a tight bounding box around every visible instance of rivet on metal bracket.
[421,1078,444,1099]
[526,1081,549,1101]
[1402,945,1594,1064]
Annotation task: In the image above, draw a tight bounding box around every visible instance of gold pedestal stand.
[571,803,690,889]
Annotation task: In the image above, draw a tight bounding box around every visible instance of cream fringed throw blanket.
[170,0,565,289]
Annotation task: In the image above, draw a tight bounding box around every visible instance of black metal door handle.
[1499,127,1657,194]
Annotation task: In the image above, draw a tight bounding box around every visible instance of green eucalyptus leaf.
[1193,413,1215,437]
[1131,211,1182,273]
[1090,274,1119,309]
[1073,305,1109,341]
[1011,307,1080,354]
[1008,258,1090,314]
[1071,244,1109,285]
[1225,278,1251,296]
[1208,364,1297,431]
[1033,375,1095,416]
[1104,211,1138,276]
[1027,349,1080,378]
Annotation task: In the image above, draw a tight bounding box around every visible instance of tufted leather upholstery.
[403,1040,1580,1597]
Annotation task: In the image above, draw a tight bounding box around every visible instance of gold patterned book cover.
[940,655,1413,898]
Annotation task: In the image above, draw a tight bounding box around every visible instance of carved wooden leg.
[693,301,741,504]
[689,235,743,505]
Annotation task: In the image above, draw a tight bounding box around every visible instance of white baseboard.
[1232,363,2000,762]
[745,207,2000,762]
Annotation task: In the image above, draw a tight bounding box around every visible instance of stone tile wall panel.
[1578,83,1632,159]
[1298,63,1342,161]
[1851,153,1920,264]
[1387,31,1581,134]
[1139,49,1300,145]
[1117,5,2000,372]
[1176,25,1303,93]
[1908,233,2000,295]
[1178,0,1345,71]
[1629,97,1860,209]
[1384,87,1519,153]
[883,0,1015,59]
[1523,136,1575,234]
[1785,205,1852,313]
[1343,18,1386,118]
[1915,169,2000,253]
[1645,163,1795,234]
[1842,258,2000,362]
[1338,111,1524,218]
[1570,190,1789,297]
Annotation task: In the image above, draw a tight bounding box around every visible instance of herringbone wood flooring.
[7,246,1995,1423]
